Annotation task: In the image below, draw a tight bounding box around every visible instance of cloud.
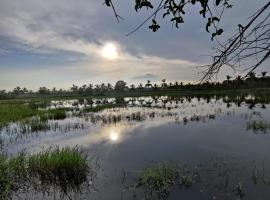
[131,73,159,80]
[0,0,269,89]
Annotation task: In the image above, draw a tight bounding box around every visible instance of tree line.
[0,72,269,99]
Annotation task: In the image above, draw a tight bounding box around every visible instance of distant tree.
[226,75,231,81]
[145,80,152,88]
[114,80,126,92]
[161,79,167,88]
[130,84,136,91]
[22,87,28,94]
[38,87,50,95]
[12,87,22,95]
[248,72,256,79]
[107,83,113,91]
[236,75,242,81]
[138,83,143,90]
[71,84,78,93]
[86,84,93,94]
[52,87,57,93]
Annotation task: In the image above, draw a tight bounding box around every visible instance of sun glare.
[101,43,118,60]
[110,130,119,141]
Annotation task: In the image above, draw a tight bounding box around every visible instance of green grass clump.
[0,103,40,128]
[136,164,179,199]
[47,109,67,120]
[0,147,89,199]
[0,155,12,199]
[30,120,50,132]
[136,163,196,199]
[83,104,120,113]
[28,147,89,194]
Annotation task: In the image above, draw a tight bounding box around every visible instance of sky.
[0,0,269,90]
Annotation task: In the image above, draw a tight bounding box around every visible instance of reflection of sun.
[101,43,118,60]
[110,130,119,141]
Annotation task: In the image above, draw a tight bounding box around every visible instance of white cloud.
[1,0,268,89]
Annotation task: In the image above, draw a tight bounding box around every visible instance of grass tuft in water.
[28,147,89,194]
[0,155,12,200]
[0,147,89,199]
[136,163,196,199]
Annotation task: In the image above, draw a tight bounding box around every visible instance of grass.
[28,147,89,194]
[47,109,67,120]
[82,103,121,113]
[0,147,89,198]
[0,103,40,128]
[29,120,50,132]
[0,99,121,129]
[136,163,195,199]
[0,155,12,200]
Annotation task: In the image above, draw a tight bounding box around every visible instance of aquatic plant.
[0,147,90,199]
[47,109,67,120]
[30,120,50,132]
[0,155,12,199]
[136,163,196,200]
[136,163,179,199]
[83,104,120,113]
[28,147,89,194]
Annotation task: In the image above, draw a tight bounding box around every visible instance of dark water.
[1,96,270,199]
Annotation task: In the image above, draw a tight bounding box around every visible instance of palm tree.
[138,83,143,90]
[107,83,113,91]
[226,75,232,81]
[248,71,256,79]
[71,84,78,93]
[130,84,136,91]
[153,83,158,89]
[236,75,242,81]
[161,79,167,88]
[145,80,152,88]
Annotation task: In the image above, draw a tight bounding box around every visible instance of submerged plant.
[246,120,270,134]
[135,163,197,200]
[136,163,178,199]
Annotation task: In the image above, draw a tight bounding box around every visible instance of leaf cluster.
[131,0,232,39]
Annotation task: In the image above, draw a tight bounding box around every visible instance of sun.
[101,43,118,60]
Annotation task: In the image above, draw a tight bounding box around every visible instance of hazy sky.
[0,0,269,90]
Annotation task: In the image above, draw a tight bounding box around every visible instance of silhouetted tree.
[115,80,126,92]
[161,79,167,88]
[145,80,152,88]
[105,1,270,79]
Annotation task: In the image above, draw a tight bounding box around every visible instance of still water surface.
[1,95,270,199]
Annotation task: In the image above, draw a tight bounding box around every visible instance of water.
[1,95,270,199]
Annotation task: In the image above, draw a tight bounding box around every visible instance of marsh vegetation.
[0,90,270,199]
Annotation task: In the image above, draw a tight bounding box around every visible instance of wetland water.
[1,95,270,199]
